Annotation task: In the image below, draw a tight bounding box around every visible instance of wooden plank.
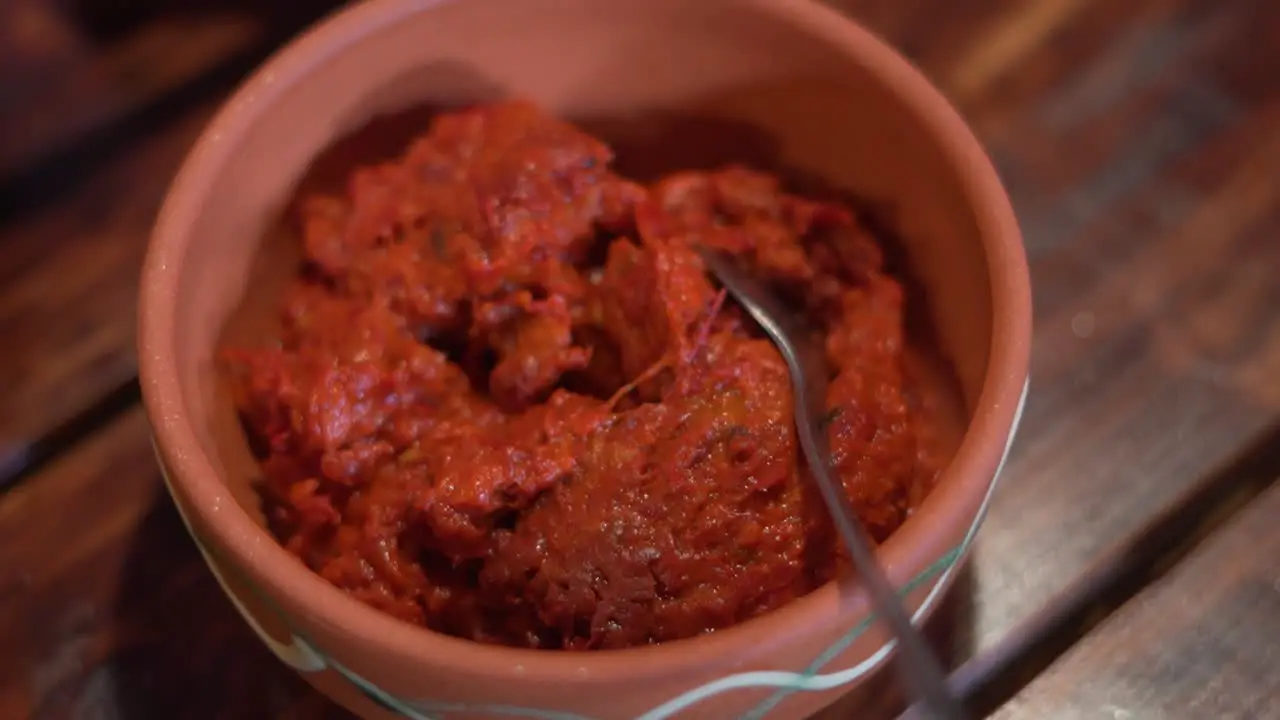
[940,426,1280,715]
[840,0,1280,656]
[0,0,263,180]
[0,0,1276,707]
[0,407,350,719]
[0,104,221,483]
[0,0,341,483]
[995,478,1280,719]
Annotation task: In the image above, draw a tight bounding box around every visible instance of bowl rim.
[138,0,1030,687]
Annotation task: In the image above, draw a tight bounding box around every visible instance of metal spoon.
[696,248,966,720]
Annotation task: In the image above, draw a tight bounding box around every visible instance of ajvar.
[224,101,944,650]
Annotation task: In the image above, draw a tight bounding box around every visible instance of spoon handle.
[696,249,965,720]
[797,425,965,720]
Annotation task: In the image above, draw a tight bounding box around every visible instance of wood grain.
[840,0,1280,653]
[0,1,334,483]
[938,426,1280,716]
[0,0,262,181]
[0,408,350,719]
[995,478,1280,719]
[0,104,219,484]
[1,0,1280,715]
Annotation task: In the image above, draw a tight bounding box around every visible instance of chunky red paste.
[224,101,943,650]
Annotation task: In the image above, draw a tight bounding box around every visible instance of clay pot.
[138,0,1031,718]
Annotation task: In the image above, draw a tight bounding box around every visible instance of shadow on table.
[105,485,351,720]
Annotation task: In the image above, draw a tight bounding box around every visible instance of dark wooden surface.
[0,409,344,719]
[0,0,1278,718]
[996,478,1280,719]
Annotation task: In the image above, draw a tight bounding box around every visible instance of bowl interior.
[175,0,996,529]
[155,0,1002,672]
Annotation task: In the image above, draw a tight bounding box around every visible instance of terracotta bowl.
[137,0,1031,717]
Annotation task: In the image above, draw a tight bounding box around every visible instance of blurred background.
[0,1,1277,718]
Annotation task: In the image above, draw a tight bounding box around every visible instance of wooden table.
[1,1,1277,717]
